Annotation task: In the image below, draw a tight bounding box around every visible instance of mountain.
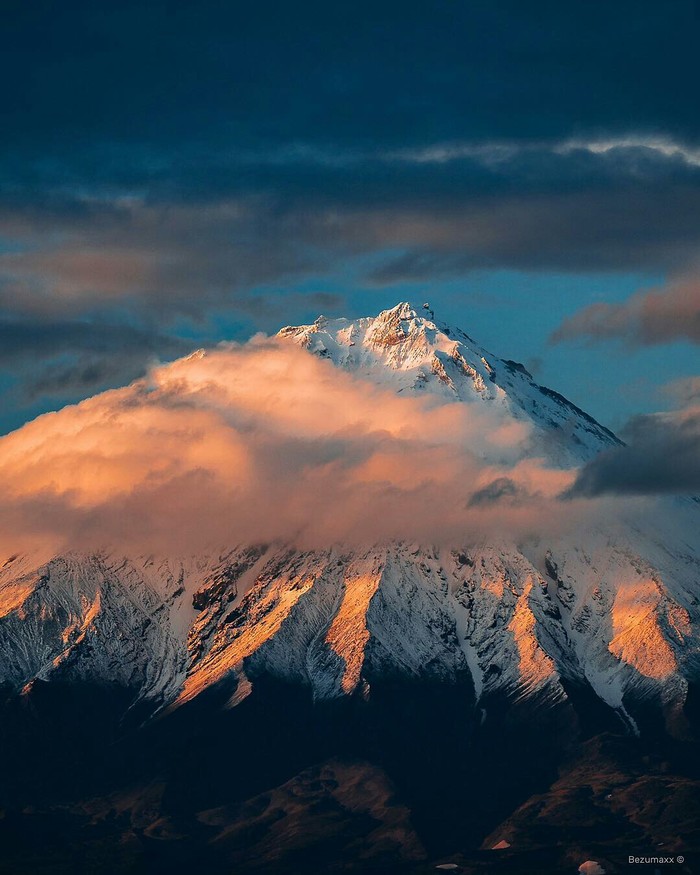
[279,300,621,464]
[1,302,697,724]
[0,302,698,874]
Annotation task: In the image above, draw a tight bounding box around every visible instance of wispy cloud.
[556,135,700,168]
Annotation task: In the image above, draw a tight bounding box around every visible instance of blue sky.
[0,0,699,435]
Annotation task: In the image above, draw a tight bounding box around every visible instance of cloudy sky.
[2,0,699,436]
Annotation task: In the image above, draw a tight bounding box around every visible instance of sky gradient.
[1,0,699,435]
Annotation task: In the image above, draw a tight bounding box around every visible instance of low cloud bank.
[0,338,595,557]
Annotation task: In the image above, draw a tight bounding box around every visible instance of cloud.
[663,376,700,407]
[551,278,700,346]
[567,403,700,497]
[4,167,700,337]
[0,317,193,433]
[0,198,347,322]
[0,338,591,558]
[556,136,700,168]
[2,2,698,158]
[0,318,187,365]
[2,2,700,301]
[468,477,527,507]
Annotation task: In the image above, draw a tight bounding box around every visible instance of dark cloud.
[551,278,700,346]
[0,318,191,431]
[3,162,700,330]
[2,1,698,154]
[0,196,352,323]
[567,406,700,497]
[27,360,119,398]
[468,477,528,507]
[0,316,182,357]
[0,1,699,315]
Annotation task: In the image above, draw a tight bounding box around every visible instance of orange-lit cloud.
[0,338,597,558]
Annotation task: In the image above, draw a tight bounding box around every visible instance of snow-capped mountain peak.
[279,301,487,374]
[280,301,619,463]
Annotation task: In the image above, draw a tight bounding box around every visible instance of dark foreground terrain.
[0,677,698,875]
